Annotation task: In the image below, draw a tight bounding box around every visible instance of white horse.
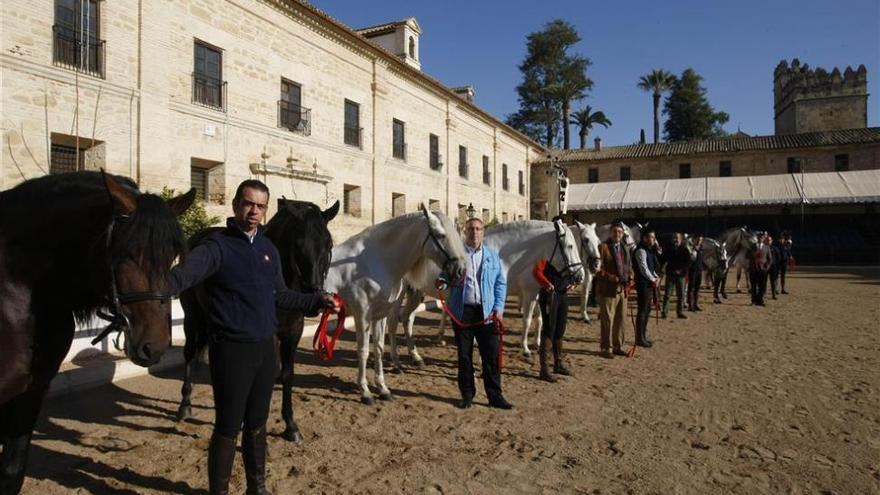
[324,208,466,405]
[596,222,642,251]
[388,219,585,366]
[718,227,758,297]
[699,237,730,303]
[569,221,602,323]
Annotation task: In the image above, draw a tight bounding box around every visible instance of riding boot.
[208,432,237,495]
[552,339,571,376]
[242,426,272,495]
[538,338,556,382]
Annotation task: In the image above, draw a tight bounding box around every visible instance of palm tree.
[570,106,612,149]
[637,69,677,144]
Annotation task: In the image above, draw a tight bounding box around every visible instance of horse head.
[103,173,194,366]
[422,207,467,285]
[552,218,585,284]
[268,198,339,293]
[573,220,601,274]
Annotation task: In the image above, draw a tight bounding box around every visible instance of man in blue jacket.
[168,179,338,495]
[442,217,511,410]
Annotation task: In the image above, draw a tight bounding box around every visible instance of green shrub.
[160,187,222,238]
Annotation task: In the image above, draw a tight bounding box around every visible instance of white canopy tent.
[567,169,880,211]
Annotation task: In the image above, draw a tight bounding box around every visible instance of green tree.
[507,19,592,148]
[570,105,612,149]
[160,186,221,238]
[637,69,677,144]
[663,68,729,142]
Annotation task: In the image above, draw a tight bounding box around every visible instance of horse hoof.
[412,358,425,368]
[392,367,404,375]
[176,406,192,422]
[361,396,375,406]
[522,352,534,363]
[379,391,394,401]
[282,428,305,444]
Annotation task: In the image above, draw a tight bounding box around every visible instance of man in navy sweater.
[169,180,338,495]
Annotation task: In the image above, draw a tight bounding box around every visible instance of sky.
[311,0,879,147]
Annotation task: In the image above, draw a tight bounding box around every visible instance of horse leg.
[176,344,198,422]
[279,317,305,444]
[355,319,374,405]
[387,297,404,373]
[436,309,448,346]
[581,276,592,323]
[373,319,393,401]
[177,292,205,422]
[403,294,424,368]
[0,281,32,405]
[520,298,534,359]
[1,305,73,494]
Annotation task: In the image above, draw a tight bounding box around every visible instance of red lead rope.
[437,295,505,371]
[312,294,347,361]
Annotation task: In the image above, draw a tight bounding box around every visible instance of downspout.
[371,57,377,225]
[135,0,143,185]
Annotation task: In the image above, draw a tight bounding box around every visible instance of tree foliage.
[160,186,221,238]
[663,68,729,142]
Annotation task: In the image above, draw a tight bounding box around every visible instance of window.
[588,167,599,183]
[719,160,732,177]
[519,170,525,195]
[50,144,83,174]
[428,199,441,211]
[190,166,208,201]
[429,134,441,170]
[190,157,224,203]
[835,154,849,172]
[457,203,468,224]
[344,100,361,147]
[392,119,406,160]
[193,41,225,110]
[458,146,468,178]
[482,208,491,223]
[392,193,406,217]
[502,163,509,190]
[343,184,362,217]
[279,79,310,135]
[482,155,490,185]
[502,212,509,223]
[620,166,631,181]
[50,133,100,174]
[679,163,691,179]
[787,157,802,174]
[53,0,103,77]
[408,36,416,58]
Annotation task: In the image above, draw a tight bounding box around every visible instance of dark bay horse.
[0,171,194,494]
[176,198,338,443]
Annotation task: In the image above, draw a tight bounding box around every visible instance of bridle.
[578,232,601,271]
[92,214,174,349]
[549,221,583,278]
[422,216,463,283]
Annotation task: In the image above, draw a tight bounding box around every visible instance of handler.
[533,254,576,381]
[168,179,339,495]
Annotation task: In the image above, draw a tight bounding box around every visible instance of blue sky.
[312,0,879,147]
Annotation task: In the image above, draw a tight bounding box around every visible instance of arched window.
[408,36,416,58]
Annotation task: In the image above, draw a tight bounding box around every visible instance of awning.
[567,169,880,211]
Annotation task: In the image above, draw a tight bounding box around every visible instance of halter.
[548,222,583,278]
[92,215,174,349]
[422,223,462,282]
[579,233,601,270]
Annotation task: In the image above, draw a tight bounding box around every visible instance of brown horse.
[0,171,194,494]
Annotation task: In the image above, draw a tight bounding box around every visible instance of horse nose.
[138,343,160,364]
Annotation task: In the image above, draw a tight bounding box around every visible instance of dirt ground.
[22,267,880,494]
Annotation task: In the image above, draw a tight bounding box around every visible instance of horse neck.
[487,224,554,270]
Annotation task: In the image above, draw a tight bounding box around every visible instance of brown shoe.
[612,349,628,357]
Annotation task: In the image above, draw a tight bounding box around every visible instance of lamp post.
[466,203,476,219]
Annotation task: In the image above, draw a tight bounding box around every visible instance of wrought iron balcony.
[52,25,105,78]
[192,73,227,111]
[278,101,311,135]
[344,125,362,148]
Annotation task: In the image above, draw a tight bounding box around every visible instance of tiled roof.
[354,18,417,37]
[539,127,880,164]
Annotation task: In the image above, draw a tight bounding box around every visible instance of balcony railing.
[430,152,443,171]
[459,162,469,179]
[344,125,362,148]
[279,101,311,136]
[52,25,105,78]
[393,142,407,161]
[483,170,491,185]
[503,177,510,191]
[192,73,227,111]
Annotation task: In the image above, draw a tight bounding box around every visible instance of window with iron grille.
[458,146,468,178]
[190,166,209,201]
[834,154,849,172]
[343,184,362,217]
[719,160,732,177]
[482,155,490,185]
[429,134,441,170]
[392,119,406,160]
[518,170,525,195]
[344,100,361,147]
[279,79,309,135]
[787,157,801,174]
[53,0,103,77]
[679,163,691,179]
[620,166,631,181]
[50,144,83,174]
[502,163,509,190]
[588,167,598,183]
[193,41,225,110]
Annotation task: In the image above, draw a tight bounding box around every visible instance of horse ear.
[167,188,196,217]
[322,200,340,223]
[102,171,137,215]
[574,219,585,229]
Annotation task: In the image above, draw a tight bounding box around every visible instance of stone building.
[1,0,542,240]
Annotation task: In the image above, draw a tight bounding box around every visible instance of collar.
[226,217,262,242]
[465,244,483,255]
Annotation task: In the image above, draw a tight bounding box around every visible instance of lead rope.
[312,294,347,361]
[436,292,505,371]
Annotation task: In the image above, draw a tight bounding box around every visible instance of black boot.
[552,339,571,376]
[242,426,272,495]
[208,433,237,495]
[539,337,556,382]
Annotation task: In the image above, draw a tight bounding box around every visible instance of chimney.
[594,137,602,151]
[639,129,646,144]
[452,85,475,102]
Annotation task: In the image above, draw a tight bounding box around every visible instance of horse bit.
[549,222,584,278]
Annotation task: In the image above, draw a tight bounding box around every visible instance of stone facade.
[1,0,541,241]
[774,59,868,135]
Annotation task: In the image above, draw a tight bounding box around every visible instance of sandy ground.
[21,267,880,494]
